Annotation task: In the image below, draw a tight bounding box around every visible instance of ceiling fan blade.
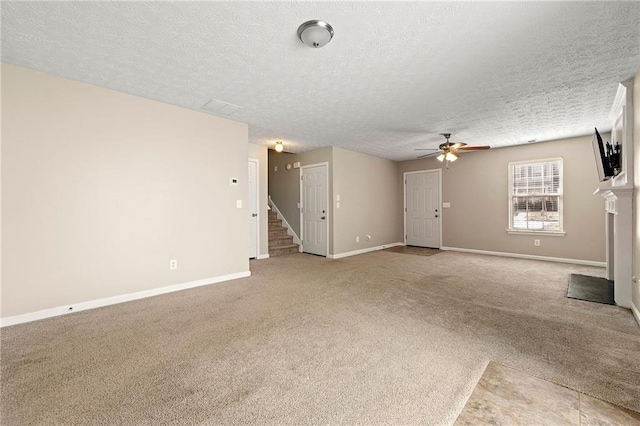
[458,146,490,151]
[415,148,440,151]
[450,142,467,149]
[417,152,442,159]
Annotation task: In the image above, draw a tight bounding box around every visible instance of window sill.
[506,230,566,236]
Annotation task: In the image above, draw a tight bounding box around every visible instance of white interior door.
[301,164,327,256]
[248,160,258,259]
[405,170,440,248]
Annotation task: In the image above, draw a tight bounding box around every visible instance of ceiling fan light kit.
[297,20,334,48]
[416,132,490,166]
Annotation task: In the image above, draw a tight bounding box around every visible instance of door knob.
[252,213,257,217]
[435,214,438,218]
[321,216,326,220]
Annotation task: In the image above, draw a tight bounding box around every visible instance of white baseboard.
[0,271,251,328]
[441,246,606,267]
[328,242,404,259]
[632,302,640,327]
[256,254,270,260]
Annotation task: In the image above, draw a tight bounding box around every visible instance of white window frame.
[507,157,566,236]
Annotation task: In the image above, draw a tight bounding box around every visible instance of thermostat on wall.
[229,177,239,186]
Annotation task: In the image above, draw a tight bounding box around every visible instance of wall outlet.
[356,236,359,242]
[170,259,178,270]
[366,235,372,241]
[534,239,540,247]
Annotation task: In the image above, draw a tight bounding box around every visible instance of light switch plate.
[443,202,451,208]
[236,200,242,208]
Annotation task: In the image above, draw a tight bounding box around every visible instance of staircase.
[268,210,299,256]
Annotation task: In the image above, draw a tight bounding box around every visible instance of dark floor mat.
[384,245,440,257]
[567,274,614,305]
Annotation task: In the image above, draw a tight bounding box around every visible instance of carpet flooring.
[1,251,639,425]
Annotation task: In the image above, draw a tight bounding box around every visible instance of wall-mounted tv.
[592,127,620,182]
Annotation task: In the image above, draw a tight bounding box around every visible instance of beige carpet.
[1,251,639,425]
[384,245,440,256]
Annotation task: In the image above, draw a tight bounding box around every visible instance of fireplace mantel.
[593,186,632,307]
[593,186,633,212]
[594,80,634,308]
[592,79,634,309]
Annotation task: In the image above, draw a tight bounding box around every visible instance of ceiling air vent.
[201,98,242,116]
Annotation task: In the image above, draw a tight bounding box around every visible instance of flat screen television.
[592,127,619,182]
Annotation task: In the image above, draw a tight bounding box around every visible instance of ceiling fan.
[416,133,490,165]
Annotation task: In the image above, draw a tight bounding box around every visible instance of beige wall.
[248,143,269,257]
[268,146,400,255]
[268,147,333,249]
[332,147,401,254]
[1,63,249,318]
[633,66,640,313]
[398,135,606,262]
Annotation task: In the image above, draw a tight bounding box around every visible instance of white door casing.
[248,159,258,259]
[301,163,328,256]
[404,170,441,248]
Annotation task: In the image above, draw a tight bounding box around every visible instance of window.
[508,158,564,234]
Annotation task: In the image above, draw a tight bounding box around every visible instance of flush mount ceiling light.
[297,20,334,48]
[274,141,284,152]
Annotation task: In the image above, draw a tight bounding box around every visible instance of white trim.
[506,230,566,236]
[300,162,330,257]
[609,81,627,121]
[609,79,634,188]
[328,242,404,259]
[268,195,300,244]
[631,302,640,327]
[1,271,251,327]
[256,254,270,260]
[248,158,260,259]
[441,246,606,267]
[403,169,442,248]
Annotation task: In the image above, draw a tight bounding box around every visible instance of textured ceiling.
[2,1,639,161]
